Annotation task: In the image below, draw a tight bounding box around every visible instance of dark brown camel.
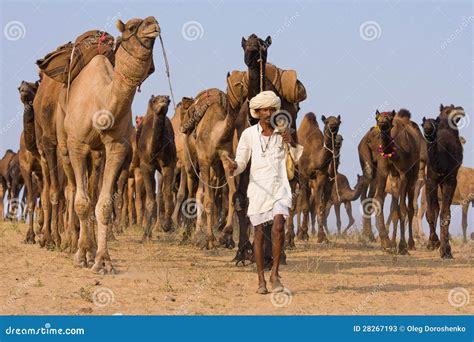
[421,104,465,258]
[358,110,420,254]
[6,152,24,220]
[137,95,176,239]
[291,112,342,245]
[231,34,301,264]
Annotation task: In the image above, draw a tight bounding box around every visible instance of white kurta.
[233,123,304,222]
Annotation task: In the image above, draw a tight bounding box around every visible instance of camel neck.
[248,63,265,99]
[379,130,394,153]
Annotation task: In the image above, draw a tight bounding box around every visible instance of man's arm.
[232,130,252,176]
[289,144,304,164]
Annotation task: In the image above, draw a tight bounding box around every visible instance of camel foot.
[390,238,397,248]
[160,219,174,233]
[233,240,254,266]
[316,232,329,244]
[408,239,416,250]
[24,233,36,244]
[218,231,235,249]
[427,237,440,251]
[362,229,376,242]
[440,244,453,259]
[381,237,392,251]
[398,241,409,255]
[297,230,309,241]
[285,235,296,249]
[92,253,116,274]
[201,236,217,250]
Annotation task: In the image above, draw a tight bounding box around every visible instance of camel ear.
[264,36,272,47]
[375,109,380,115]
[459,136,466,144]
[440,103,444,112]
[116,20,126,33]
[435,117,441,124]
[422,116,426,124]
[321,115,327,123]
[241,37,246,49]
[35,80,39,87]
[337,115,341,122]
[391,110,396,117]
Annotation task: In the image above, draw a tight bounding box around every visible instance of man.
[228,91,303,294]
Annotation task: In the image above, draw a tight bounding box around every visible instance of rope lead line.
[159,35,176,110]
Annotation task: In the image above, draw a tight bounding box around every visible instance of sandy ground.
[0,221,473,315]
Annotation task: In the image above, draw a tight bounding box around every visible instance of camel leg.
[0,180,5,221]
[23,173,36,243]
[417,187,427,240]
[140,164,156,241]
[461,203,468,243]
[284,179,298,249]
[309,183,317,235]
[342,201,355,233]
[172,167,186,229]
[134,168,144,227]
[233,166,253,264]
[127,178,136,225]
[413,177,425,240]
[360,179,376,242]
[425,175,440,250]
[439,177,456,259]
[334,202,342,235]
[199,162,217,249]
[158,166,175,232]
[44,143,61,248]
[397,175,409,255]
[218,153,236,249]
[38,154,52,249]
[69,143,95,267]
[92,143,128,274]
[297,176,310,241]
[374,173,392,250]
[315,175,330,243]
[388,193,399,248]
[406,176,417,251]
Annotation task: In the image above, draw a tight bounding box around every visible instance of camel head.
[439,103,466,128]
[375,110,395,132]
[148,95,170,116]
[242,34,272,68]
[421,116,440,143]
[18,80,39,104]
[116,17,160,52]
[321,115,341,135]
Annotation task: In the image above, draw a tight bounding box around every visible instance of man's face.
[257,107,276,123]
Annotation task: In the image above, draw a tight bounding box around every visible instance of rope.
[258,48,264,92]
[159,35,176,110]
[65,44,76,106]
[184,138,229,190]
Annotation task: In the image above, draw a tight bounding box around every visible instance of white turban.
[249,91,281,119]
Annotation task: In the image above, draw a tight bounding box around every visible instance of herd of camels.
[0,16,472,274]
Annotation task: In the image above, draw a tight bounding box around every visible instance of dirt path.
[0,222,472,315]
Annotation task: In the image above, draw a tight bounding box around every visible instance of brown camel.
[231,34,302,263]
[6,152,23,220]
[418,166,474,242]
[291,112,342,245]
[311,173,364,235]
[170,98,194,229]
[57,17,159,273]
[358,110,420,254]
[137,95,176,239]
[180,89,236,249]
[127,125,145,227]
[0,150,16,220]
[421,104,465,258]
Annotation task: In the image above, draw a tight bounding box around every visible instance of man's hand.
[281,129,296,147]
[225,156,238,174]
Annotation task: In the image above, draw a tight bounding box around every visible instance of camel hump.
[36,30,115,84]
[303,112,319,127]
[180,88,227,135]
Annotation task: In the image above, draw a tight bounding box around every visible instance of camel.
[0,150,16,220]
[57,17,160,273]
[290,112,342,245]
[6,153,24,220]
[421,104,465,258]
[170,98,194,229]
[418,166,474,242]
[137,95,176,239]
[358,110,421,254]
[180,89,236,249]
[231,34,302,263]
[33,70,67,249]
[126,126,145,228]
[310,173,364,235]
[17,79,43,241]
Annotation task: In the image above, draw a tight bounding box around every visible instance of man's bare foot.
[256,283,268,295]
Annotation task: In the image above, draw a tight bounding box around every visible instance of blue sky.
[1,0,472,235]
